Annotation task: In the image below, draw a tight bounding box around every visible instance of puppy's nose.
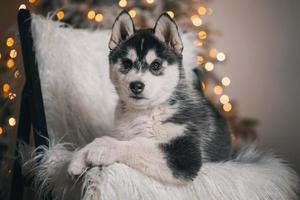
[130,81,145,95]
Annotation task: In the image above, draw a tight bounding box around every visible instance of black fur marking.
[109,29,181,73]
[166,82,232,162]
[159,125,202,180]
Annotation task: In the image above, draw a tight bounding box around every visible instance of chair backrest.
[10,9,50,200]
[30,14,118,146]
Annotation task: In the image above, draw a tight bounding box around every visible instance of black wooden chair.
[10,9,50,200]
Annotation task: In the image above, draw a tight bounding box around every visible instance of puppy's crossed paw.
[68,137,122,177]
[68,158,86,177]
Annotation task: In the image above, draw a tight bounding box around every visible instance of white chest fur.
[114,104,186,142]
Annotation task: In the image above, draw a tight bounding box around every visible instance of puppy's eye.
[122,59,133,70]
[150,60,162,71]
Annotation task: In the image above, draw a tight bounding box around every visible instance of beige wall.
[210,0,300,175]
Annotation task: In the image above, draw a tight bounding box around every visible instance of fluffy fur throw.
[24,15,299,200]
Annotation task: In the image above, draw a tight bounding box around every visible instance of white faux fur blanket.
[27,143,299,200]
[24,15,299,200]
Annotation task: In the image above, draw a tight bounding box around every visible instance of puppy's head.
[109,11,184,109]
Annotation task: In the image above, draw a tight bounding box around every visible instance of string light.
[222,77,231,86]
[28,0,37,4]
[2,83,10,93]
[198,6,207,15]
[6,37,14,47]
[18,4,27,10]
[95,13,103,22]
[0,127,3,135]
[6,59,15,69]
[191,15,202,26]
[209,48,218,58]
[87,10,96,20]
[9,49,17,58]
[217,52,226,62]
[214,85,223,95]
[204,62,214,71]
[8,92,17,100]
[129,9,137,18]
[223,103,232,112]
[118,0,127,7]
[56,10,64,20]
[167,11,174,18]
[8,117,16,127]
[220,95,230,104]
[198,31,207,40]
[196,55,204,64]
[146,0,155,4]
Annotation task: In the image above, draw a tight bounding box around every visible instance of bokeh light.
[214,85,223,95]
[222,77,231,86]
[56,10,64,20]
[129,9,137,18]
[191,15,202,26]
[95,13,103,22]
[9,117,16,127]
[204,62,214,71]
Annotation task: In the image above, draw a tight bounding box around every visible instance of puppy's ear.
[154,13,183,54]
[109,10,135,50]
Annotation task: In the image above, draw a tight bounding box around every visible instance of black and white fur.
[68,11,232,184]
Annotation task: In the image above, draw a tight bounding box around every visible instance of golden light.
[6,37,14,47]
[19,4,27,10]
[214,85,223,95]
[118,0,127,7]
[198,31,207,40]
[56,10,64,20]
[217,52,226,62]
[209,48,218,58]
[6,59,15,69]
[9,49,17,58]
[167,11,174,18]
[220,94,230,104]
[8,92,17,100]
[129,9,137,18]
[2,83,10,93]
[0,52,2,60]
[191,15,202,26]
[87,10,96,20]
[95,13,104,22]
[222,77,231,86]
[223,103,232,112]
[0,127,3,135]
[28,0,37,4]
[196,55,204,64]
[197,6,207,15]
[146,0,155,4]
[204,62,214,71]
[9,117,16,127]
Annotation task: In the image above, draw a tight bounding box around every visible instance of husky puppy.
[68,11,231,184]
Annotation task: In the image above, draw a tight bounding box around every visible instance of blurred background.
[0,0,299,199]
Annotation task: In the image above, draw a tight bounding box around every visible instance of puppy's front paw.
[85,137,121,166]
[68,151,88,176]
